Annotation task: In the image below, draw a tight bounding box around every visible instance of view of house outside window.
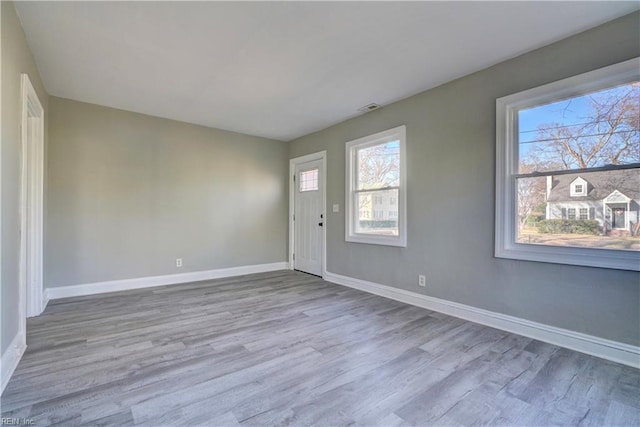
[356,141,400,235]
[516,82,639,251]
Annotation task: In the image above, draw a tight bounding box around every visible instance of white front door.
[294,160,323,276]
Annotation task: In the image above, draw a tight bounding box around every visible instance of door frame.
[289,151,327,278]
[612,207,626,230]
[20,74,45,323]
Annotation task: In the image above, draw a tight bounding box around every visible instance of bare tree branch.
[523,85,639,171]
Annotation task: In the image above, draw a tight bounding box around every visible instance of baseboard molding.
[42,292,50,314]
[1,329,26,395]
[46,262,289,300]
[324,271,640,369]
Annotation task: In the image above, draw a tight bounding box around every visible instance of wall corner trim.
[324,271,640,369]
[46,262,289,300]
[1,329,27,395]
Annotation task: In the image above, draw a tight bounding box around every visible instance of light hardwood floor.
[1,270,639,426]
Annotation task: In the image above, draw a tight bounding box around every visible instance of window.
[346,125,406,246]
[570,178,587,197]
[579,208,589,220]
[299,168,319,192]
[496,58,639,271]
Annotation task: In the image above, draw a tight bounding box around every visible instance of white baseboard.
[324,271,640,369]
[42,292,50,313]
[46,262,289,300]
[1,329,26,395]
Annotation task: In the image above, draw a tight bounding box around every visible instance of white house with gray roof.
[546,169,640,235]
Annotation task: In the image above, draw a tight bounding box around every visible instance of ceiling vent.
[358,103,381,113]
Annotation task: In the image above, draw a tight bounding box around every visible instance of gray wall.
[290,12,640,346]
[46,97,288,287]
[1,1,49,355]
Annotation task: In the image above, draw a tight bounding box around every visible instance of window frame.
[571,179,587,197]
[570,177,587,197]
[495,57,640,271]
[579,208,589,220]
[345,125,407,247]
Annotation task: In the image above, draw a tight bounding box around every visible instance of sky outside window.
[518,83,639,172]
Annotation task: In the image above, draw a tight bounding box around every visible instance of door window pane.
[299,169,319,192]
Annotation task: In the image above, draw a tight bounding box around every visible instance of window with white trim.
[579,208,589,220]
[496,58,639,271]
[570,177,588,197]
[346,125,406,246]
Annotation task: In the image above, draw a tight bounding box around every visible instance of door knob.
[318,222,323,227]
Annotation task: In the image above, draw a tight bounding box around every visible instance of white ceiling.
[15,1,639,141]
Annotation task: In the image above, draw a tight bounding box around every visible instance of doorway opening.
[20,73,45,325]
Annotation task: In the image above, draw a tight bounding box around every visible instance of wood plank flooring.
[1,270,639,426]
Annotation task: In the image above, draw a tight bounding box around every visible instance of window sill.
[346,234,407,248]
[495,242,639,271]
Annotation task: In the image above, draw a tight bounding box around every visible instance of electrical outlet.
[176,258,183,267]
[418,275,426,287]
